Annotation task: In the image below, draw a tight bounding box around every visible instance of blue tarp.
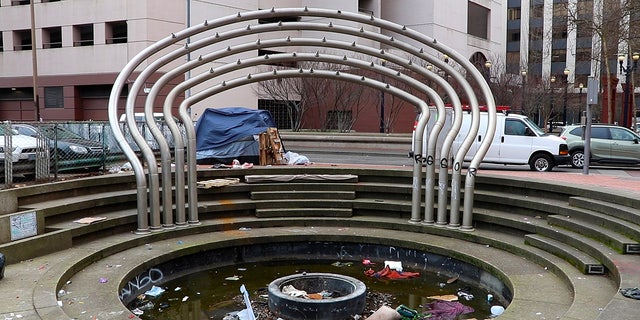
[194,107,277,163]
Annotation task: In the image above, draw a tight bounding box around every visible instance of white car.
[0,125,43,177]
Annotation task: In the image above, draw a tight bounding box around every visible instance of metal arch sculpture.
[107,7,495,233]
[149,36,460,227]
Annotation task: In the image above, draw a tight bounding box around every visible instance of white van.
[414,107,570,172]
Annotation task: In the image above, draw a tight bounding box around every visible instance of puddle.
[128,260,506,319]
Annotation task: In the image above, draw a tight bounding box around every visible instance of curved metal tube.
[461,84,497,230]
[139,54,184,229]
[180,68,428,223]
[422,95,445,224]
[152,36,456,225]
[167,52,438,223]
[108,7,492,232]
[436,96,463,226]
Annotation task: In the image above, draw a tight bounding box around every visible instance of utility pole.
[30,0,40,121]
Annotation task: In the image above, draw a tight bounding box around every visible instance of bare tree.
[372,61,416,133]
[565,0,640,124]
[254,75,307,131]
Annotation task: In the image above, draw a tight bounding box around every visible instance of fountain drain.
[268,273,366,320]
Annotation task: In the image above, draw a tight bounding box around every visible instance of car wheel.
[570,150,584,168]
[529,154,553,172]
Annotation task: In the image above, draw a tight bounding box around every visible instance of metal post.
[550,75,556,132]
[562,68,570,126]
[579,83,584,124]
[624,76,630,127]
[30,0,40,121]
[563,81,568,125]
[619,53,639,128]
[379,61,386,133]
[521,70,527,114]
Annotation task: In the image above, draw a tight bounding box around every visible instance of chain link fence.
[0,119,185,189]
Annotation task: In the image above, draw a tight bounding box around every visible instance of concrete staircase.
[0,166,639,319]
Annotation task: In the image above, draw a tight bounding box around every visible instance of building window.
[358,0,375,15]
[257,12,300,24]
[13,29,32,51]
[106,21,127,44]
[553,3,567,18]
[530,2,544,18]
[507,7,521,20]
[258,49,297,68]
[73,24,94,47]
[552,49,566,62]
[43,27,62,49]
[529,27,544,41]
[467,2,489,40]
[576,22,592,38]
[552,26,568,39]
[0,32,3,52]
[11,0,29,5]
[258,99,296,130]
[576,48,591,63]
[44,87,64,108]
[507,30,521,42]
[42,0,61,2]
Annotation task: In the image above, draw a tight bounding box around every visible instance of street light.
[483,60,492,82]
[618,52,640,128]
[562,68,570,126]
[578,82,584,124]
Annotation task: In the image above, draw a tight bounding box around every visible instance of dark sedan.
[12,123,107,172]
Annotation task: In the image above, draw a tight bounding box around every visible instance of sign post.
[584,77,599,175]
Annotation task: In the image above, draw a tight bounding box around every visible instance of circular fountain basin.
[268,273,366,320]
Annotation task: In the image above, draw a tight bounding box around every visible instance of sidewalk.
[481,167,640,195]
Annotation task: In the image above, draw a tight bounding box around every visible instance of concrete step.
[253,199,353,209]
[547,215,640,254]
[473,207,616,271]
[569,196,640,225]
[473,189,566,216]
[560,203,640,243]
[524,233,605,275]
[352,198,412,214]
[255,207,353,218]
[250,190,355,200]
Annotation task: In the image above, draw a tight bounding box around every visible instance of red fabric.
[364,266,420,279]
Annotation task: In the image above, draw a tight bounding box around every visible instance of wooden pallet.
[259,127,286,165]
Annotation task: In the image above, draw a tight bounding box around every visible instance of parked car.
[0,125,41,177]
[560,124,640,168]
[12,123,107,172]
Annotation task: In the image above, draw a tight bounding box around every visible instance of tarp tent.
[195,107,277,164]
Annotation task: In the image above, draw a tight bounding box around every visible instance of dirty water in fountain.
[128,260,507,319]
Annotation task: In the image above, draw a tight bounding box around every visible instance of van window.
[504,119,528,136]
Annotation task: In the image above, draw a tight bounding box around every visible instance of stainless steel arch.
[149,38,458,226]
[133,23,463,227]
[107,7,495,233]
[169,52,438,225]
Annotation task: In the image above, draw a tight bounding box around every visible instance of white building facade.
[0,0,504,130]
